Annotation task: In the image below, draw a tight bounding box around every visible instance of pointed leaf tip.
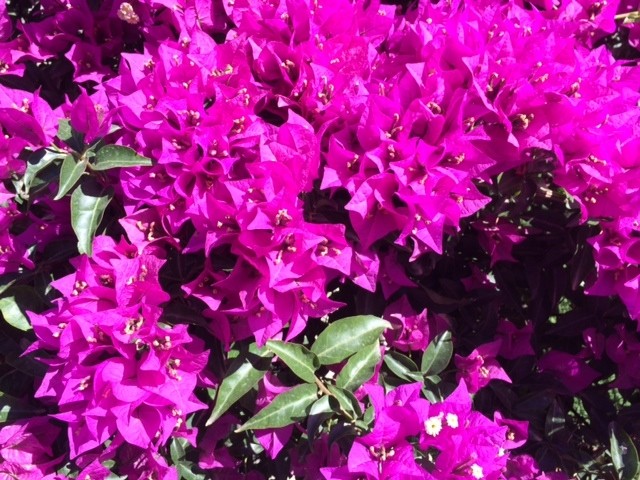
[236,383,318,432]
[311,315,391,365]
[206,343,273,427]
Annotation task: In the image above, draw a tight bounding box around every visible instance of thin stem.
[314,376,356,423]
[615,11,640,21]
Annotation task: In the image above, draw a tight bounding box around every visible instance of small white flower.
[424,416,443,437]
[470,463,484,479]
[117,2,140,24]
[445,413,459,428]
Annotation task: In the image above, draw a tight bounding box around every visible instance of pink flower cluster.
[0,0,639,478]
[27,237,208,473]
[321,381,528,480]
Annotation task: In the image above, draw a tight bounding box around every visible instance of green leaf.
[105,473,128,480]
[55,154,87,200]
[90,145,152,171]
[0,392,45,423]
[236,383,318,432]
[355,405,375,431]
[336,340,381,391]
[328,385,362,419]
[57,119,85,152]
[266,340,319,383]
[384,350,423,382]
[0,295,31,331]
[311,315,391,365]
[170,437,188,464]
[609,421,640,480]
[176,463,207,480]
[328,422,358,447]
[420,331,453,376]
[18,148,66,198]
[545,399,565,438]
[70,177,114,256]
[307,396,333,442]
[205,343,273,426]
[0,274,18,296]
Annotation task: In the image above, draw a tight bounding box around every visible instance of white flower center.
[446,413,459,428]
[424,416,443,437]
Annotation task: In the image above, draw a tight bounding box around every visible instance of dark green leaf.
[545,399,565,438]
[205,343,273,426]
[70,177,113,256]
[55,154,86,200]
[236,383,318,432]
[307,396,333,442]
[0,274,18,296]
[266,340,319,383]
[0,392,46,423]
[384,350,423,382]
[609,421,640,480]
[420,331,453,376]
[336,340,381,391]
[311,315,391,365]
[328,385,362,419]
[422,377,445,403]
[90,145,152,171]
[57,119,85,152]
[327,422,358,447]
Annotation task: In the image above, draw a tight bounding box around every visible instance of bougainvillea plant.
[1,0,640,478]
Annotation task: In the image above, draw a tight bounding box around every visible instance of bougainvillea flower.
[455,340,512,393]
[0,417,62,480]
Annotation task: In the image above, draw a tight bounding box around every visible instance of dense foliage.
[1,0,640,478]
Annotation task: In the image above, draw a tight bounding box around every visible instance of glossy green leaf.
[0,295,31,331]
[609,421,640,480]
[18,148,66,198]
[70,177,113,256]
[384,350,423,382]
[91,145,152,171]
[336,340,381,391]
[420,331,453,376]
[205,343,273,426]
[266,340,319,383]
[328,385,363,419]
[311,315,391,365]
[55,154,86,200]
[236,383,318,432]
